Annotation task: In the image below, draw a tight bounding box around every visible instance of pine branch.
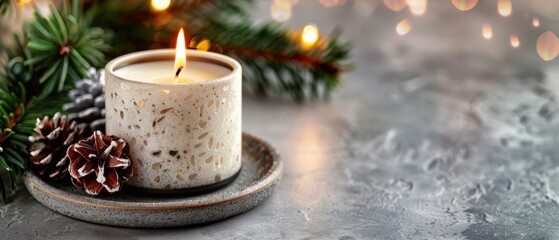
[0,0,107,204]
[0,82,29,204]
[90,0,351,100]
[189,2,350,99]
[25,1,109,98]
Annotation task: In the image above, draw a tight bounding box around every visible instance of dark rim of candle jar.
[105,49,241,85]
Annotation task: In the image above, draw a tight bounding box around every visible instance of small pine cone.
[29,113,85,180]
[67,131,133,195]
[62,68,106,134]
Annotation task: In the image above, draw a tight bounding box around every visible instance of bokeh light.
[406,0,427,16]
[497,0,512,17]
[301,24,319,47]
[151,0,171,11]
[320,0,343,8]
[482,24,492,39]
[396,19,412,36]
[196,39,211,51]
[532,17,540,28]
[536,31,559,61]
[17,0,32,6]
[383,0,407,12]
[271,0,292,22]
[510,35,520,48]
[451,0,478,11]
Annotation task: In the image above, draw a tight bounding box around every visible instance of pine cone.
[67,131,133,195]
[62,68,106,134]
[29,113,85,180]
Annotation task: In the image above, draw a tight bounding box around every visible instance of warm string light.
[151,0,171,11]
[301,24,319,47]
[532,17,540,28]
[406,0,427,16]
[497,0,512,17]
[451,0,478,11]
[189,37,217,52]
[196,39,211,51]
[536,31,559,61]
[482,24,492,39]
[17,0,32,6]
[510,35,520,48]
[396,19,412,36]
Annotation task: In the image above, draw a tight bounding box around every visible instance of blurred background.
[3,0,559,238]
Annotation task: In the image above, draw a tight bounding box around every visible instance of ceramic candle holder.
[105,49,242,193]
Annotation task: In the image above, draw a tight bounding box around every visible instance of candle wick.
[175,66,183,78]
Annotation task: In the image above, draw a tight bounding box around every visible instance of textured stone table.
[3,1,559,239]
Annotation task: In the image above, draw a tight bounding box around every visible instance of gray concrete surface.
[3,1,559,239]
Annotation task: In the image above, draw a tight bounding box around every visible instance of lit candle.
[105,29,242,193]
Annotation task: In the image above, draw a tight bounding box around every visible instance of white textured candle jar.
[105,49,242,193]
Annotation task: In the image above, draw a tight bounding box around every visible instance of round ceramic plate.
[23,133,282,228]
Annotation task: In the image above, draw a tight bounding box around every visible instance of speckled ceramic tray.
[22,133,282,228]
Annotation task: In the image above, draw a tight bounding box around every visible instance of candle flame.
[482,24,492,39]
[301,24,319,47]
[536,31,559,61]
[497,0,512,17]
[451,0,478,11]
[510,35,520,48]
[533,17,540,27]
[175,28,187,78]
[383,0,407,12]
[396,19,412,36]
[151,0,171,11]
[406,0,427,16]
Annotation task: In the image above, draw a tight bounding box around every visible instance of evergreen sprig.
[194,17,349,100]
[185,0,350,100]
[90,0,351,100]
[0,82,68,204]
[0,0,106,204]
[26,2,109,99]
[0,83,29,204]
